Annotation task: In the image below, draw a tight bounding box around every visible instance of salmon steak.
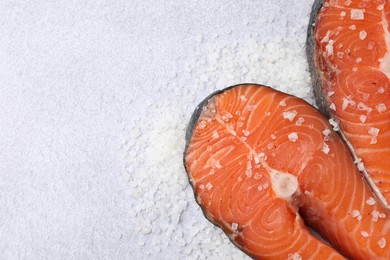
[184,84,390,259]
[307,0,390,207]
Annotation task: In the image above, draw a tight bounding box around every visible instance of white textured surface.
[1,0,313,259]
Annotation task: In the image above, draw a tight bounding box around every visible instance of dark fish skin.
[306,0,331,117]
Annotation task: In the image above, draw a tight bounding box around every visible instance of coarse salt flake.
[322,129,331,136]
[288,132,298,142]
[372,210,380,222]
[212,130,219,139]
[325,40,334,56]
[206,183,213,190]
[322,143,330,154]
[379,238,386,248]
[361,231,369,237]
[279,100,286,106]
[349,25,356,30]
[360,115,367,123]
[357,162,365,171]
[379,213,386,218]
[288,253,302,260]
[283,110,298,121]
[242,130,250,136]
[366,197,376,205]
[330,103,336,110]
[296,117,305,126]
[231,222,238,232]
[377,5,384,10]
[359,30,367,40]
[257,185,263,191]
[329,118,339,131]
[351,9,364,20]
[327,91,335,97]
[340,11,346,17]
[378,87,385,93]
[376,103,387,113]
[246,105,257,111]
[369,127,380,136]
[240,95,247,101]
[351,210,360,218]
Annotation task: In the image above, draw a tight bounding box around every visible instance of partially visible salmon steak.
[307,0,390,207]
[184,84,390,259]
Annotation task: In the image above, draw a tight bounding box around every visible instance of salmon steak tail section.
[307,0,390,207]
[184,84,390,259]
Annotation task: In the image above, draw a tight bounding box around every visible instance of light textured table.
[1,1,314,259]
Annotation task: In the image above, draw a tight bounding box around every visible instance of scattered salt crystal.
[288,132,298,142]
[357,215,362,221]
[351,9,364,20]
[283,110,298,121]
[351,210,360,218]
[206,183,213,190]
[231,223,238,232]
[379,213,386,218]
[240,137,247,142]
[327,91,335,97]
[372,210,380,222]
[368,127,380,136]
[242,130,250,136]
[279,100,286,106]
[209,169,215,175]
[357,162,365,171]
[357,102,367,110]
[322,143,330,154]
[352,67,358,72]
[361,231,369,237]
[349,25,356,30]
[271,134,277,140]
[257,185,263,191]
[237,176,242,182]
[330,103,336,110]
[366,197,376,205]
[378,87,385,93]
[322,129,331,136]
[226,112,233,118]
[321,30,331,43]
[360,115,367,123]
[199,184,205,190]
[376,103,387,113]
[240,95,247,101]
[288,253,302,260]
[296,117,305,126]
[359,30,367,40]
[325,40,334,56]
[355,57,362,63]
[230,130,237,136]
[340,11,346,17]
[212,130,219,139]
[342,98,349,110]
[344,0,351,6]
[337,52,344,58]
[265,111,271,116]
[370,136,377,145]
[329,118,339,131]
[263,183,269,189]
[377,5,384,10]
[238,121,244,127]
[378,238,386,249]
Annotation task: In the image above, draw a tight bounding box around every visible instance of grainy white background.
[1,0,314,259]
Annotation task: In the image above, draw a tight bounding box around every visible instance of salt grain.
[377,5,384,10]
[359,115,367,123]
[340,11,346,17]
[351,9,364,20]
[283,110,298,121]
[366,197,376,205]
[361,231,369,237]
[231,223,238,232]
[349,25,356,30]
[351,210,360,218]
[322,143,330,154]
[378,238,386,249]
[242,130,250,136]
[376,103,387,113]
[212,130,219,139]
[372,210,380,222]
[330,103,336,110]
[288,132,298,142]
[359,30,367,40]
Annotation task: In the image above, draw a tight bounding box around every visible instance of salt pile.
[122,18,313,260]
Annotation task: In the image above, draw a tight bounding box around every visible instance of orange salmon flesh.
[309,0,390,207]
[184,84,390,259]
